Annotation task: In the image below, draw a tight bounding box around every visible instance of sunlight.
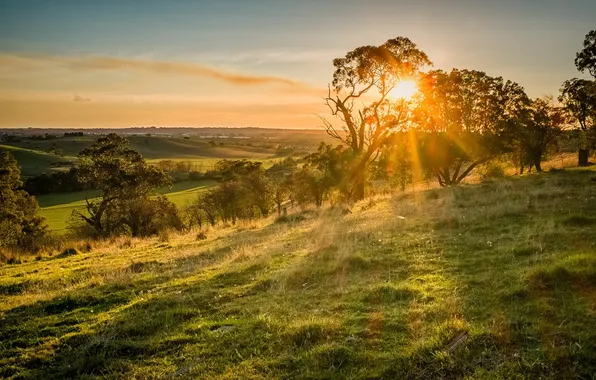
[389,80,418,100]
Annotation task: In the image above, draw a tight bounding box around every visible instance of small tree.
[266,158,297,215]
[75,134,171,236]
[0,151,47,251]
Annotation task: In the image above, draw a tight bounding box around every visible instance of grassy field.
[0,144,73,177]
[2,135,282,178]
[37,180,216,232]
[1,169,596,378]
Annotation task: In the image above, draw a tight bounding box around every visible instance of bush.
[481,162,506,179]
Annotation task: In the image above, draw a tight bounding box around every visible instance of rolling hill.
[1,169,595,378]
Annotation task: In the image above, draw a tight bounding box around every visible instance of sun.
[389,80,418,100]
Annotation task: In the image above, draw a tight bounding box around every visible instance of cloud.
[0,53,315,89]
[73,94,91,102]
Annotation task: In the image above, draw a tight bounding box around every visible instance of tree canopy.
[75,134,173,236]
[0,150,47,251]
[575,30,596,79]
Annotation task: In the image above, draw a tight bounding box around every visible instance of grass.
[0,144,72,177]
[37,180,216,232]
[1,169,596,378]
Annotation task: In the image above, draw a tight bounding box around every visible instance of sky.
[0,0,594,129]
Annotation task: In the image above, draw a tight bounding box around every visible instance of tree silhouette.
[576,30,596,79]
[516,97,564,172]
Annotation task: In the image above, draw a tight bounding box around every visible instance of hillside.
[1,170,596,378]
[1,128,335,178]
[1,134,282,177]
[0,144,72,177]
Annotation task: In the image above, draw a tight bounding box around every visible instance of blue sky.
[0,0,594,128]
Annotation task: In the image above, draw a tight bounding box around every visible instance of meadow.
[1,168,595,379]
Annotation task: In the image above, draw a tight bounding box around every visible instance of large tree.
[75,134,171,236]
[576,30,596,79]
[413,69,528,186]
[0,150,47,251]
[321,37,431,200]
[559,78,596,166]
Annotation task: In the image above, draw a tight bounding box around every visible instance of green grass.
[0,144,72,177]
[37,180,216,232]
[2,170,596,378]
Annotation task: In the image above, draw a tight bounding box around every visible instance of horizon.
[1,0,595,129]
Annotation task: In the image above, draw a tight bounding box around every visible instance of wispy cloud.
[73,94,91,102]
[0,53,317,88]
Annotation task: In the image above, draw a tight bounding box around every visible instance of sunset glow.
[389,80,418,100]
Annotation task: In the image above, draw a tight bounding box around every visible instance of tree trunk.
[579,148,590,167]
[533,155,542,172]
[352,172,365,200]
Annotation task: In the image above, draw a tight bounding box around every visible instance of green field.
[2,170,596,378]
[1,134,282,178]
[0,144,73,177]
[37,180,216,232]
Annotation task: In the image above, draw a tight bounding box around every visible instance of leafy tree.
[0,151,47,251]
[321,37,431,200]
[516,97,564,172]
[75,134,171,236]
[292,144,351,207]
[293,167,327,208]
[116,195,183,237]
[187,191,219,227]
[413,69,527,186]
[559,78,596,166]
[576,30,596,79]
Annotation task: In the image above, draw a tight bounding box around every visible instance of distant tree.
[516,97,565,172]
[75,134,171,236]
[321,37,431,200]
[117,195,183,237]
[0,151,47,251]
[413,69,528,186]
[559,78,596,166]
[576,30,596,79]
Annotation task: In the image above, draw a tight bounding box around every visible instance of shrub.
[481,162,506,180]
